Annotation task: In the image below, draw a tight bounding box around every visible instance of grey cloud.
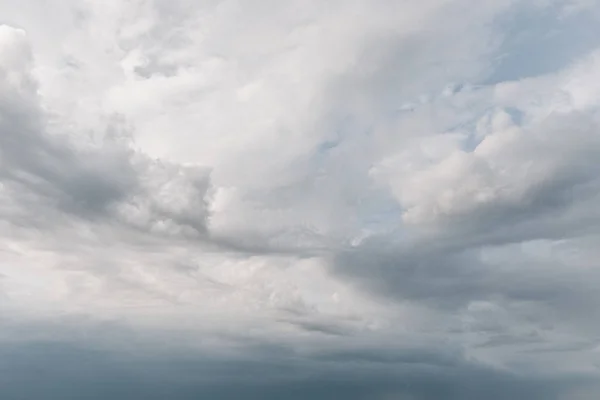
[0,114,136,217]
[329,108,600,314]
[1,1,600,399]
[0,30,212,239]
[0,327,589,400]
[0,112,211,237]
[333,232,600,320]
[278,316,357,337]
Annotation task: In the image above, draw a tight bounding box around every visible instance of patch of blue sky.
[486,2,600,84]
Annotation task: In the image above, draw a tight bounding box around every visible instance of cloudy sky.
[1,0,600,398]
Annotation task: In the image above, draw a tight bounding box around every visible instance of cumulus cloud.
[1,0,600,399]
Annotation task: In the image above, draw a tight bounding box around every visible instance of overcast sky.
[1,0,600,399]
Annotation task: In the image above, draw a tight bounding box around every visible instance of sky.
[1,0,600,398]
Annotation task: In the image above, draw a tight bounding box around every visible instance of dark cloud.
[0,31,211,238]
[0,331,587,400]
[331,110,600,318]
[0,113,137,217]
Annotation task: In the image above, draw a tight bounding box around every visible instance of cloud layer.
[1,0,600,398]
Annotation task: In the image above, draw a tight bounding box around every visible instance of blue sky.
[1,0,600,399]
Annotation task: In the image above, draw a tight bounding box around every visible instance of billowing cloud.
[1,0,600,399]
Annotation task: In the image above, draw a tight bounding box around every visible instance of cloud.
[0,24,211,238]
[0,320,587,400]
[1,0,600,398]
